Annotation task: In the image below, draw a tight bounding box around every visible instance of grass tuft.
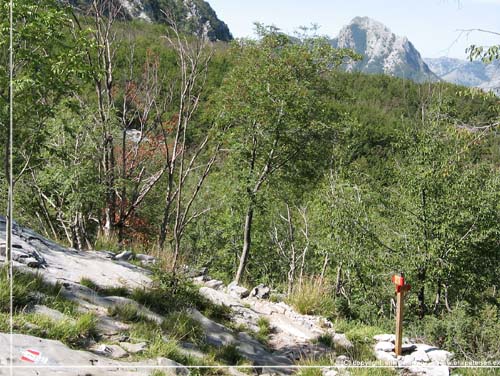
[0,268,76,315]
[79,277,130,297]
[286,278,335,317]
[0,312,98,349]
[108,303,149,323]
[161,311,205,345]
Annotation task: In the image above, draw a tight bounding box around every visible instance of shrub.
[417,302,500,361]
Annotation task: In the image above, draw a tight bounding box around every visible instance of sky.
[207,0,500,59]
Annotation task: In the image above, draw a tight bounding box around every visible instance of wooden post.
[395,287,404,356]
[392,273,410,357]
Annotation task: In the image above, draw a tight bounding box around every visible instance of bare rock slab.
[0,332,185,376]
[120,342,147,354]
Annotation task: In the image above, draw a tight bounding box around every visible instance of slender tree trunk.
[171,234,181,276]
[417,266,426,319]
[319,253,329,285]
[433,280,442,315]
[103,135,116,239]
[335,262,343,295]
[235,203,254,284]
[298,208,309,288]
[443,284,452,312]
[159,169,174,249]
[286,204,296,296]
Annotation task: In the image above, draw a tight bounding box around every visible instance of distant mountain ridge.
[68,0,233,41]
[331,17,439,83]
[425,57,500,94]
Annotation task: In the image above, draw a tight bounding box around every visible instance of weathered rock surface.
[250,284,271,299]
[136,253,157,266]
[120,342,147,354]
[92,343,129,359]
[0,333,183,376]
[0,216,152,289]
[113,250,135,261]
[189,309,293,373]
[227,282,250,299]
[373,333,453,375]
[197,278,352,363]
[31,305,71,322]
[204,279,224,290]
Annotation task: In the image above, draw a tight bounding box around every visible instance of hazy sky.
[207,0,500,59]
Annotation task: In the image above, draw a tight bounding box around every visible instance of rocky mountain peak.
[332,16,438,83]
[67,0,233,42]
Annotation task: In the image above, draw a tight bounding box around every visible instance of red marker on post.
[392,273,410,356]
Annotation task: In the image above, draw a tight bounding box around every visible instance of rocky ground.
[0,216,456,376]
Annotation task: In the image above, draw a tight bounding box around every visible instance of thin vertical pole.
[395,289,404,356]
[8,0,14,374]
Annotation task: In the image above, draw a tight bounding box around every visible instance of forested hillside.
[1,0,499,371]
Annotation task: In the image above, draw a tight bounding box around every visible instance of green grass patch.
[313,333,336,348]
[212,344,244,365]
[333,319,386,361]
[0,312,98,349]
[255,317,272,345]
[161,311,205,345]
[108,303,150,323]
[79,277,130,297]
[129,272,233,326]
[0,268,77,315]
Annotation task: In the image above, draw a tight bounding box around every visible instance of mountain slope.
[68,0,233,41]
[425,57,500,94]
[331,17,438,83]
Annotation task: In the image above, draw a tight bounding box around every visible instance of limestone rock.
[94,344,129,359]
[375,350,397,364]
[321,368,351,376]
[113,250,134,261]
[336,355,350,364]
[136,254,156,266]
[185,267,208,278]
[97,316,131,336]
[397,354,415,367]
[408,365,449,376]
[31,305,70,322]
[426,349,453,364]
[156,358,190,375]
[412,350,430,363]
[250,284,271,299]
[373,334,395,342]
[205,279,224,290]
[332,333,353,349]
[0,332,181,376]
[227,281,250,299]
[374,341,394,352]
[119,342,147,354]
